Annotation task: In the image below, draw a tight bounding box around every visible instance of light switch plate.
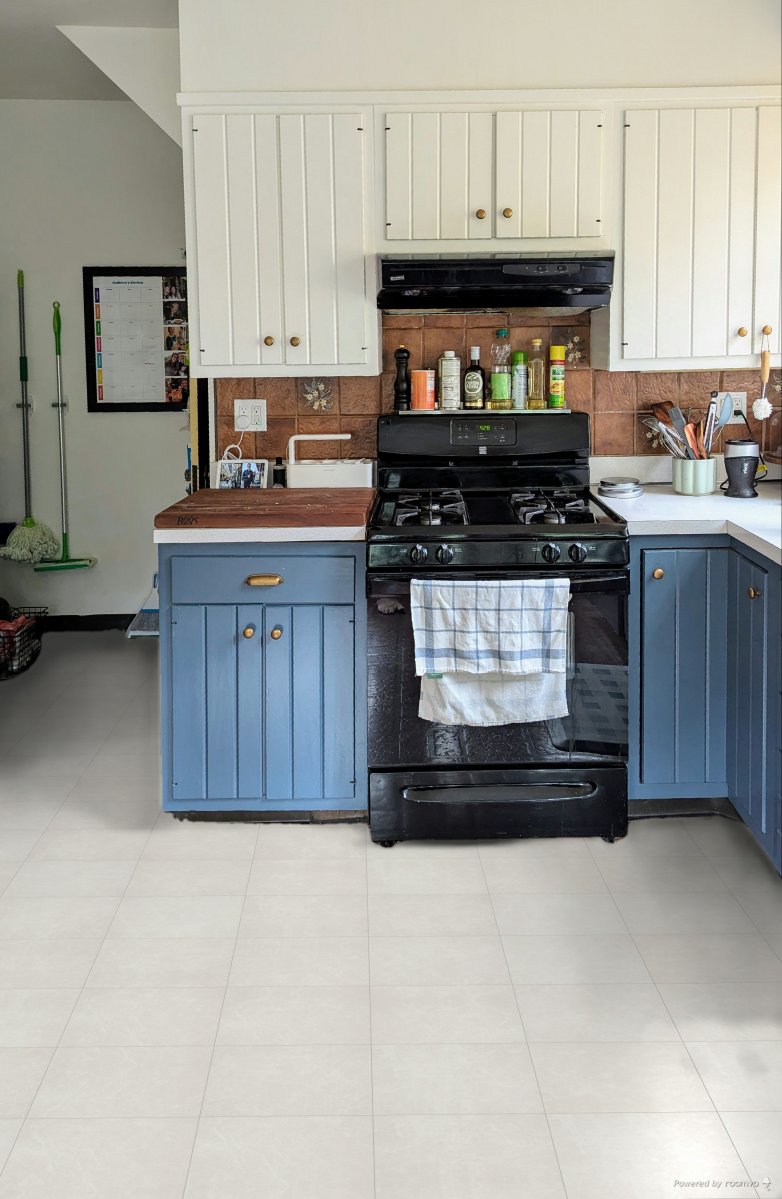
[715,391,748,424]
[234,399,267,432]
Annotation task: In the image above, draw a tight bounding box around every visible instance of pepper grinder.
[393,345,411,411]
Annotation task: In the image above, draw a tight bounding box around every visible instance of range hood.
[377,253,613,313]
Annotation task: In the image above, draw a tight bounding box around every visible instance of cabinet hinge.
[357,126,363,131]
[624,123,631,128]
[385,126,391,132]
[193,127,198,133]
[597,123,603,128]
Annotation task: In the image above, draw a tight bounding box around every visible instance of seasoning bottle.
[438,350,461,411]
[463,346,485,409]
[511,351,528,410]
[489,328,511,410]
[527,339,546,410]
[272,456,287,488]
[548,345,566,409]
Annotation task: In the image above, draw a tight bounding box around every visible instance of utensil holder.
[672,458,717,496]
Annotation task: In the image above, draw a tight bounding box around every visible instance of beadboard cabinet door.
[622,104,782,362]
[187,108,378,376]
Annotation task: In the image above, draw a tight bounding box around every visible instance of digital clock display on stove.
[450,418,517,446]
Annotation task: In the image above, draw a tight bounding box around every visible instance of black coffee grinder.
[723,439,760,498]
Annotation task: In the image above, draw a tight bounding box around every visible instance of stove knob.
[435,545,454,564]
[541,543,561,564]
[409,543,428,565]
[568,542,588,564]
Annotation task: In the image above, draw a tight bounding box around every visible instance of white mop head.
[0,519,59,564]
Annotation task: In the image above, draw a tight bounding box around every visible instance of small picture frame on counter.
[212,458,269,490]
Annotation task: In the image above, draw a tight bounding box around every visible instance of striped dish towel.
[410,578,570,677]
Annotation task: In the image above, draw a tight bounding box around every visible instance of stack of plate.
[598,476,644,499]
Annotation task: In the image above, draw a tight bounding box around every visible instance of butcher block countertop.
[154,488,375,543]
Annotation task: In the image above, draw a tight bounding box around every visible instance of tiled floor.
[0,632,781,1197]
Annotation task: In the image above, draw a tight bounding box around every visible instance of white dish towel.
[410,578,571,727]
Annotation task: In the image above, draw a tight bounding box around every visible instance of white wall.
[0,100,187,615]
[179,0,782,92]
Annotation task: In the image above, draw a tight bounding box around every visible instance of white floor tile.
[217,985,371,1045]
[47,796,160,831]
[229,937,369,986]
[0,865,17,893]
[372,1043,543,1114]
[0,830,42,862]
[614,891,758,934]
[203,1045,372,1115]
[126,858,250,897]
[516,983,679,1043]
[595,853,728,893]
[30,1045,212,1117]
[686,815,771,860]
[143,818,257,861]
[28,829,150,861]
[239,894,368,938]
[374,1114,565,1199]
[0,939,100,988]
[491,893,625,935]
[477,836,591,859]
[502,933,650,985]
[370,985,525,1045]
[367,856,488,895]
[0,1048,53,1117]
[0,896,119,940]
[531,1040,713,1114]
[184,1116,374,1199]
[686,1040,782,1110]
[728,876,782,935]
[61,987,225,1046]
[635,933,782,984]
[0,1120,22,1175]
[0,779,76,805]
[0,801,61,831]
[482,856,607,895]
[368,893,497,937]
[247,858,367,896]
[719,1111,782,1198]
[659,983,782,1041]
[549,1112,754,1199]
[369,936,509,985]
[590,817,699,856]
[86,938,234,988]
[108,895,243,939]
[0,989,79,1047]
[4,860,135,898]
[0,1117,195,1199]
[254,822,367,859]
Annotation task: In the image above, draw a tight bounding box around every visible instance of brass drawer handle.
[737,327,748,337]
[748,586,762,599]
[475,208,486,219]
[242,625,255,639]
[270,626,283,640]
[502,207,513,218]
[762,325,773,336]
[263,335,275,346]
[245,574,283,587]
[289,336,301,347]
[652,568,665,580]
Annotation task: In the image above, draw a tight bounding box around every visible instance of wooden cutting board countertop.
[154,488,376,529]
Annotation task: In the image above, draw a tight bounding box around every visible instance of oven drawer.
[170,555,354,605]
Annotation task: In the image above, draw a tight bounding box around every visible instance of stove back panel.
[377,412,590,463]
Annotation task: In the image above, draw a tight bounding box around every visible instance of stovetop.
[373,487,622,534]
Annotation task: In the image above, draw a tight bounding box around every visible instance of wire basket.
[0,606,48,680]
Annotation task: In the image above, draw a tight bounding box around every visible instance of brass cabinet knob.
[652,568,665,580]
[263,336,275,346]
[245,574,283,587]
[289,336,301,347]
[502,207,513,218]
[475,209,486,219]
[748,586,761,599]
[737,327,748,337]
[762,324,773,336]
[242,625,255,639]
[270,626,283,640]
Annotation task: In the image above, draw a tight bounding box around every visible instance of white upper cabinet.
[187,109,379,376]
[622,105,781,362]
[384,108,603,241]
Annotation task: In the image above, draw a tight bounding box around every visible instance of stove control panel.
[368,539,630,570]
[568,542,588,563]
[541,543,561,563]
[409,543,428,564]
[450,419,517,446]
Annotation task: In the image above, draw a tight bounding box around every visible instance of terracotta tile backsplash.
[214,313,777,461]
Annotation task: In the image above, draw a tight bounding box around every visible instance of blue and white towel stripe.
[410,578,571,677]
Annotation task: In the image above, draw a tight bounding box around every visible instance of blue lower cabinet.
[629,538,729,800]
[159,543,366,813]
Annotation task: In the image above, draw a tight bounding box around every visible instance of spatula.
[670,406,696,459]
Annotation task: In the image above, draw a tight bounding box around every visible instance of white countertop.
[608,483,782,564]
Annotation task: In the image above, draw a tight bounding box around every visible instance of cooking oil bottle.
[527,338,546,410]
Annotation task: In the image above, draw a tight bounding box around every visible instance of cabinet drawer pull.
[263,336,275,346]
[652,568,665,580]
[270,626,283,640]
[737,327,748,337]
[242,625,256,639]
[762,325,773,336]
[748,586,762,599]
[245,574,283,587]
[502,207,513,218]
[289,336,301,347]
[475,208,486,219]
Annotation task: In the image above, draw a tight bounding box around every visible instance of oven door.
[367,569,628,772]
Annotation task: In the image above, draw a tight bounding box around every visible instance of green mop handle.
[52,301,69,557]
[17,269,32,520]
[17,270,28,384]
[53,300,62,355]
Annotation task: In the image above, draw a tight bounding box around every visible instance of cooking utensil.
[753,349,773,420]
[703,396,718,454]
[683,421,701,459]
[670,407,697,459]
[695,420,707,458]
[651,402,675,427]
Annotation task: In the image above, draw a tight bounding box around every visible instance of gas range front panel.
[367,537,629,571]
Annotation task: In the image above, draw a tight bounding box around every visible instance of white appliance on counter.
[285,433,374,488]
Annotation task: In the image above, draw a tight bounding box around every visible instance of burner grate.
[393,490,468,527]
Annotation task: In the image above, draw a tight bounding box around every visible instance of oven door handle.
[401,782,598,805]
[367,571,629,598]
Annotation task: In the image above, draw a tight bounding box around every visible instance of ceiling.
[0,0,178,100]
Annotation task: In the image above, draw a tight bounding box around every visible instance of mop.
[0,271,59,564]
[34,302,96,572]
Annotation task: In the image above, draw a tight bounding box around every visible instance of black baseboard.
[43,614,133,633]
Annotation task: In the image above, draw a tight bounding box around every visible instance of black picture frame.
[82,266,189,412]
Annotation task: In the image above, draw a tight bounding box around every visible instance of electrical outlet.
[716,391,748,425]
[234,399,267,432]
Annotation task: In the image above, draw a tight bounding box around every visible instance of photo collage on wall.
[162,276,189,405]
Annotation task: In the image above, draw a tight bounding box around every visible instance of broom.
[0,271,59,564]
